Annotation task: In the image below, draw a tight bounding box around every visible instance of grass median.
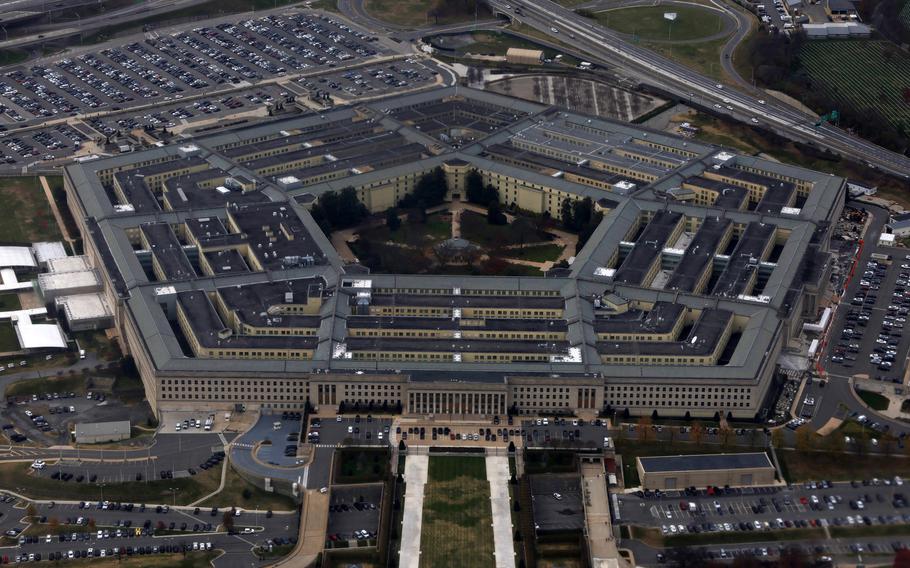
[630,525,826,548]
[420,456,494,568]
[196,464,296,512]
[0,462,221,505]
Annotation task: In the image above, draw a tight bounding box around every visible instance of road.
[484,0,910,179]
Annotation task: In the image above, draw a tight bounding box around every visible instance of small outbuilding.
[637,452,775,490]
[506,48,544,65]
[74,420,131,444]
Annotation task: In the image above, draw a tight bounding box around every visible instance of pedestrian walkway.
[486,455,515,568]
[400,454,429,568]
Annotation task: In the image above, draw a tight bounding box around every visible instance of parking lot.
[617,477,910,537]
[530,474,585,533]
[85,84,294,136]
[326,484,381,544]
[293,58,437,101]
[4,390,152,447]
[309,415,392,448]
[827,251,910,382]
[0,494,298,566]
[0,13,384,126]
[0,122,89,166]
[521,417,610,449]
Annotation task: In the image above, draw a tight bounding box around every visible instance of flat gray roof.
[638,452,774,473]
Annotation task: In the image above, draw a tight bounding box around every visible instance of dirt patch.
[487,75,665,121]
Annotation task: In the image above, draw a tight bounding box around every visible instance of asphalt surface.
[485,0,910,179]
[0,489,298,567]
[619,480,910,566]
[326,484,381,542]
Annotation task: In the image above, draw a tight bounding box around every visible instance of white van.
[272,421,282,430]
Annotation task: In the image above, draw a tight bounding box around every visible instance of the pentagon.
[63,86,844,419]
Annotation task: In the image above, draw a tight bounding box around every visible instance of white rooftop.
[32,242,68,264]
[0,246,36,268]
[38,270,101,292]
[9,311,67,349]
[55,293,113,322]
[46,255,91,274]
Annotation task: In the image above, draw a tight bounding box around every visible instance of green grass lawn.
[0,462,222,505]
[197,465,297,511]
[333,448,390,484]
[858,390,890,411]
[364,0,489,28]
[798,40,910,133]
[594,5,726,41]
[524,450,577,474]
[0,322,20,353]
[6,375,87,398]
[503,244,563,263]
[35,552,218,568]
[359,213,451,246]
[647,525,826,547]
[420,457,494,568]
[776,449,910,482]
[0,294,21,311]
[829,524,910,539]
[456,31,557,58]
[641,37,728,81]
[0,177,62,243]
[460,211,548,248]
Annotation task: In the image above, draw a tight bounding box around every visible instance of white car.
[751,117,760,124]
[553,492,563,500]
[242,527,254,534]
[30,460,45,470]
[550,27,559,33]
[758,99,766,105]
[715,83,723,89]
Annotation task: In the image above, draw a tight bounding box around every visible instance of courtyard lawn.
[593,5,727,41]
[420,457,494,568]
[459,211,548,248]
[359,212,451,246]
[503,243,563,263]
[0,176,62,242]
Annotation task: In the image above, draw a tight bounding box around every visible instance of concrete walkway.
[486,455,516,568]
[400,454,429,568]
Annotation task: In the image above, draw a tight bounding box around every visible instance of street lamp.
[169,487,177,506]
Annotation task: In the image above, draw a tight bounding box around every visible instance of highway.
[484,0,910,179]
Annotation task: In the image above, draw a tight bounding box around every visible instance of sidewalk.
[486,455,515,568]
[399,454,429,568]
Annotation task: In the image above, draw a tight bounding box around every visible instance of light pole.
[170,487,177,506]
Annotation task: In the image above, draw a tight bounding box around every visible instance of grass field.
[0,322,20,352]
[460,211,548,248]
[420,457,494,568]
[334,448,389,484]
[22,552,218,568]
[0,461,222,505]
[0,293,21,311]
[0,177,62,243]
[6,375,87,397]
[197,465,297,511]
[455,31,557,58]
[364,0,489,28]
[798,40,910,133]
[358,213,451,246]
[594,5,727,41]
[503,243,563,263]
[641,37,728,81]
[776,449,910,482]
[857,390,891,411]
